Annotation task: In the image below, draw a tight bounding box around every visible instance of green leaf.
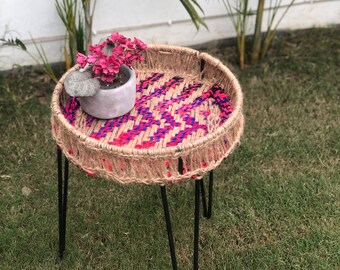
[180,0,207,30]
[76,13,85,54]
[190,0,205,14]
[15,38,26,51]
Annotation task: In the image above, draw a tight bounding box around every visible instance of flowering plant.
[76,32,147,83]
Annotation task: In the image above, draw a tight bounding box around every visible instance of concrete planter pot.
[79,65,136,119]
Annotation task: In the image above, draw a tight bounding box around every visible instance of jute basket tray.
[51,45,244,185]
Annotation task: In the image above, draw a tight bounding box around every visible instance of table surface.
[61,71,233,150]
[51,45,244,184]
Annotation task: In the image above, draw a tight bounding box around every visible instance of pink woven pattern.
[62,71,233,150]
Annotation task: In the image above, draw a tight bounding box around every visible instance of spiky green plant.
[56,0,87,68]
[223,0,295,68]
[81,0,97,54]
[223,0,252,69]
[55,0,206,70]
[26,34,58,83]
[251,0,265,62]
[180,0,207,29]
[1,28,57,83]
[259,0,295,60]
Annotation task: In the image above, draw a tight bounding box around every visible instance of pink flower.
[87,53,99,64]
[89,41,106,53]
[109,32,127,44]
[76,53,87,68]
[77,32,147,83]
[92,65,102,75]
[134,54,144,62]
[125,39,135,50]
[107,66,119,74]
[108,54,122,66]
[112,45,124,56]
[134,38,147,50]
[101,74,114,82]
[99,57,108,68]
[123,52,134,66]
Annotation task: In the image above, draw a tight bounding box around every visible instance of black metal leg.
[193,180,201,270]
[200,171,214,219]
[178,157,183,175]
[57,147,63,258]
[160,186,178,270]
[57,147,69,259]
[161,158,214,269]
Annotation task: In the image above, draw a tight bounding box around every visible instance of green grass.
[0,27,339,269]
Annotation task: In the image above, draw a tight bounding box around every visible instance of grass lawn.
[0,27,339,269]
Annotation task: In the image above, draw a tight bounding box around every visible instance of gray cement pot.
[79,65,136,119]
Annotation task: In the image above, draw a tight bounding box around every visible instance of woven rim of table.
[51,44,244,184]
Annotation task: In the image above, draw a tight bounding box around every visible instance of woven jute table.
[51,45,244,269]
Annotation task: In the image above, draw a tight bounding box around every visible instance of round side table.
[51,45,244,270]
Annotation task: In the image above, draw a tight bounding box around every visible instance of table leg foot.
[57,147,69,259]
[200,171,213,219]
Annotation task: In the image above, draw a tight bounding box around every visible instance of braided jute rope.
[51,44,244,185]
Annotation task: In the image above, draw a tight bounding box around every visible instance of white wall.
[0,0,339,70]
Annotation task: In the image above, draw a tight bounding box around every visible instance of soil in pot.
[100,72,129,89]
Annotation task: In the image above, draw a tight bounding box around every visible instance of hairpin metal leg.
[57,147,69,259]
[200,171,213,219]
[160,186,178,270]
[193,179,201,270]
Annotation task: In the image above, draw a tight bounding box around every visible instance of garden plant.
[223,0,295,68]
